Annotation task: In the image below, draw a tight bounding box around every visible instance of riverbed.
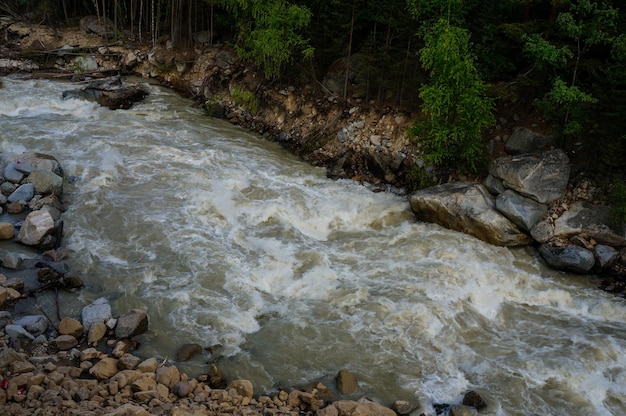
[2,77,626,415]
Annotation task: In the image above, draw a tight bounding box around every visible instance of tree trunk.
[344,0,356,100]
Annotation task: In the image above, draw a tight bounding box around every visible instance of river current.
[2,77,626,415]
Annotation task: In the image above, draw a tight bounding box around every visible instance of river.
[2,77,626,415]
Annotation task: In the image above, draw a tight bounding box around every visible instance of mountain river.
[1,77,626,415]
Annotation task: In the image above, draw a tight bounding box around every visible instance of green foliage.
[230,86,258,114]
[523,33,573,71]
[224,0,314,79]
[409,19,494,173]
[540,77,597,136]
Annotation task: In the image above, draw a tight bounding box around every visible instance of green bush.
[230,86,259,114]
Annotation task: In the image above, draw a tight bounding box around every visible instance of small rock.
[55,334,78,351]
[156,365,180,389]
[0,223,14,240]
[115,308,148,339]
[16,210,55,246]
[137,357,158,373]
[462,390,487,410]
[118,353,142,370]
[58,317,84,338]
[392,400,415,415]
[89,357,119,380]
[336,369,360,395]
[13,315,48,336]
[172,380,190,398]
[81,298,112,331]
[5,324,35,340]
[228,379,254,399]
[175,343,202,361]
[87,321,107,345]
[7,183,35,203]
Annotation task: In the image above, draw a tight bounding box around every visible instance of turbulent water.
[2,77,626,415]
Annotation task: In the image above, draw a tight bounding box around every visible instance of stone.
[7,183,35,203]
[489,149,570,204]
[81,298,112,331]
[463,390,487,411]
[553,201,626,246]
[336,369,360,395]
[505,127,554,155]
[409,182,532,247]
[24,169,63,196]
[132,376,156,392]
[118,353,142,370]
[5,324,35,340]
[172,381,190,398]
[450,404,478,416]
[483,174,505,195]
[89,357,119,380]
[88,321,107,345]
[495,190,548,232]
[104,403,151,416]
[137,357,158,373]
[0,287,8,305]
[16,210,55,246]
[175,343,202,361]
[3,163,25,183]
[13,315,48,336]
[332,398,396,416]
[530,219,554,243]
[0,348,26,368]
[0,222,14,239]
[5,201,23,214]
[80,347,103,361]
[58,317,84,338]
[115,308,148,339]
[594,244,619,270]
[539,244,596,273]
[392,400,415,415]
[228,379,253,399]
[55,335,78,350]
[156,365,180,389]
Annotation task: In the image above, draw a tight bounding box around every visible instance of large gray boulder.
[409,182,532,246]
[16,209,55,246]
[115,309,148,339]
[25,169,63,196]
[538,244,596,273]
[505,127,554,155]
[489,149,570,204]
[495,190,547,232]
[553,201,626,246]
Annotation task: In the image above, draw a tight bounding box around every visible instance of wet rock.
[87,321,107,345]
[112,339,130,358]
[5,324,35,340]
[462,390,487,411]
[335,369,360,395]
[115,308,148,339]
[332,398,396,416]
[208,363,226,388]
[553,201,626,246]
[593,244,619,270]
[228,379,253,400]
[539,244,596,273]
[3,163,25,183]
[0,222,14,239]
[7,183,35,203]
[450,404,478,416]
[16,209,55,246]
[530,219,554,243]
[483,174,506,195]
[137,357,158,373]
[58,317,84,338]
[392,400,415,415]
[175,343,202,361]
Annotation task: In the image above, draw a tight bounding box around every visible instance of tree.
[223,0,314,79]
[409,18,494,173]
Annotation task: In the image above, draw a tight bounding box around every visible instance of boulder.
[538,244,596,273]
[483,174,505,195]
[16,209,54,245]
[530,219,554,243]
[24,169,63,196]
[175,343,202,361]
[495,190,547,232]
[409,182,532,246]
[505,127,554,155]
[88,321,108,345]
[62,77,148,110]
[156,366,180,389]
[58,317,84,338]
[89,357,119,380]
[228,379,254,400]
[3,163,25,183]
[115,309,148,339]
[55,334,78,350]
[13,315,48,336]
[489,149,570,204]
[335,369,360,395]
[593,244,619,270]
[4,324,35,340]
[331,398,396,416]
[553,201,626,246]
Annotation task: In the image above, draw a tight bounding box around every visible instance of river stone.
[228,379,253,399]
[409,182,532,247]
[175,343,202,361]
[104,403,151,416]
[7,183,35,203]
[450,405,479,416]
[88,321,107,345]
[115,308,148,339]
[505,127,554,155]
[463,390,488,410]
[489,149,570,204]
[24,169,63,196]
[156,365,180,389]
[495,190,547,232]
[16,209,54,245]
[172,381,190,398]
[0,287,8,306]
[594,244,619,270]
[336,369,360,395]
[553,201,626,246]
[59,317,84,338]
[3,163,25,183]
[89,357,119,380]
[5,324,35,340]
[82,298,113,331]
[483,174,505,195]
[0,348,26,368]
[137,357,158,373]
[530,219,554,243]
[13,315,48,336]
[538,244,596,273]
[0,222,14,239]
[118,353,142,370]
[332,399,396,416]
[55,334,78,350]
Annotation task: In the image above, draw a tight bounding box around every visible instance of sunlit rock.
[16,209,54,245]
[409,182,532,247]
